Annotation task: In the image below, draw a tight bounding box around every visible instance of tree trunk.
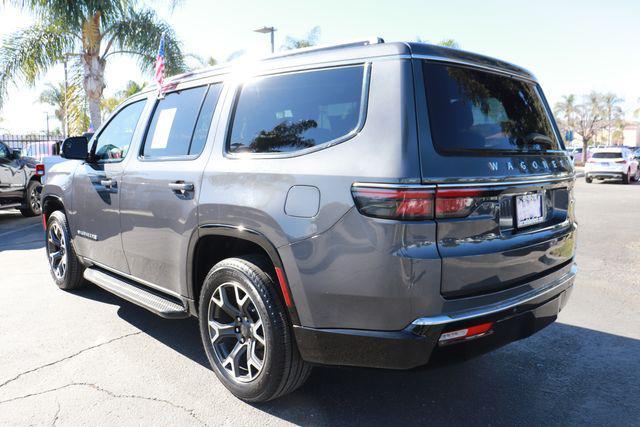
[582,139,589,165]
[82,53,106,130]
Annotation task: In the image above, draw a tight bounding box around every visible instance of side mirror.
[61,136,89,160]
[11,149,22,159]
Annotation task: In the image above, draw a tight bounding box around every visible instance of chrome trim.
[412,54,537,82]
[352,182,436,190]
[224,62,372,160]
[410,264,577,327]
[431,174,575,187]
[83,258,184,299]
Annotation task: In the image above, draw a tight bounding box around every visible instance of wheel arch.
[188,224,300,325]
[42,194,65,219]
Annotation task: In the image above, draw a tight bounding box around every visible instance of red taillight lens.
[438,321,494,345]
[35,164,45,176]
[351,187,434,220]
[615,159,627,164]
[435,188,500,219]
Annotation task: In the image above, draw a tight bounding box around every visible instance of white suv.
[585,147,640,184]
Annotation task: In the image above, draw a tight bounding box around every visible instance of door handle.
[169,181,194,194]
[100,179,116,189]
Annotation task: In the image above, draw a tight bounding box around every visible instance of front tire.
[20,180,42,217]
[198,256,311,402]
[46,211,85,290]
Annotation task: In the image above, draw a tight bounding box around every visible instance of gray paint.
[42,40,577,333]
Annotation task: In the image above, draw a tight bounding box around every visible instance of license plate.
[516,193,544,228]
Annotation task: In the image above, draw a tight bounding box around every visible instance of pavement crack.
[0,382,207,426]
[0,331,142,389]
[51,401,61,426]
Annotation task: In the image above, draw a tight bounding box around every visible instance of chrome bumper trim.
[411,264,577,327]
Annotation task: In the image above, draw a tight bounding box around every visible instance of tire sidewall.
[198,262,288,401]
[46,211,74,288]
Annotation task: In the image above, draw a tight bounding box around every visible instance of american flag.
[155,33,165,86]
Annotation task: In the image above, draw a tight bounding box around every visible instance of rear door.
[120,83,223,295]
[414,60,576,298]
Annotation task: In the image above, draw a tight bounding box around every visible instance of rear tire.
[198,256,311,402]
[622,172,630,184]
[46,211,85,290]
[19,180,42,217]
[585,176,593,183]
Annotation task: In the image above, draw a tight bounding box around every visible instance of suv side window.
[93,100,146,163]
[141,84,222,159]
[228,65,365,154]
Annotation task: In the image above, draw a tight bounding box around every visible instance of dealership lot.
[0,179,639,426]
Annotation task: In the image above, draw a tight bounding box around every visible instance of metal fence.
[0,134,62,161]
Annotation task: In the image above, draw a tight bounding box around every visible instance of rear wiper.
[524,133,554,148]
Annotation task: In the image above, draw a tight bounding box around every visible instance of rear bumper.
[293,264,576,369]
[586,171,625,179]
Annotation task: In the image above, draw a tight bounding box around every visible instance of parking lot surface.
[0,179,639,426]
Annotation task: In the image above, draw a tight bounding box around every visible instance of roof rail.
[264,37,385,60]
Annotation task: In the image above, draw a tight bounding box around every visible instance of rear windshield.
[422,62,561,154]
[592,152,622,159]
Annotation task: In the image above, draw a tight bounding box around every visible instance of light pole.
[254,26,276,53]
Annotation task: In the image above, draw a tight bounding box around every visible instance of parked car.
[41,39,577,402]
[585,147,640,184]
[0,141,43,216]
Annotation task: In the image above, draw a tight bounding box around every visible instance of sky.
[0,0,639,133]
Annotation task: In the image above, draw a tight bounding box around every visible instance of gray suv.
[42,39,577,402]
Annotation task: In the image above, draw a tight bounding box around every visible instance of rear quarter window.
[227,65,366,155]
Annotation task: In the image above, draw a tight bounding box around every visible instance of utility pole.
[45,113,50,141]
[254,26,277,53]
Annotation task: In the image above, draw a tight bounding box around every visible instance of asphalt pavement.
[0,178,639,426]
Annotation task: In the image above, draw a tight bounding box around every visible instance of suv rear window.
[228,65,365,154]
[422,62,560,154]
[592,152,622,159]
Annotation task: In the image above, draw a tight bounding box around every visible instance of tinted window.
[189,84,223,156]
[592,152,622,159]
[142,86,209,158]
[228,66,364,154]
[94,100,146,163]
[423,62,560,154]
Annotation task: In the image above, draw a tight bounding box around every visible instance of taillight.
[351,186,434,220]
[615,159,627,164]
[438,321,494,345]
[435,188,499,219]
[352,185,501,220]
[35,164,45,176]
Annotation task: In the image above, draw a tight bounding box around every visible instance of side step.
[83,267,189,319]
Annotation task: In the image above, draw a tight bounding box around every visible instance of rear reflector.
[35,164,45,176]
[438,321,494,345]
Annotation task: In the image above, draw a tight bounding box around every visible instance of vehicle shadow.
[0,211,44,252]
[72,284,640,425]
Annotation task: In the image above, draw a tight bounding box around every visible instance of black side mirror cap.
[11,149,22,159]
[61,136,89,160]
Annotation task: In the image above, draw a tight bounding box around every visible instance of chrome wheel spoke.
[252,319,265,346]
[222,341,248,378]
[247,340,264,372]
[234,286,250,315]
[212,287,241,319]
[208,320,236,343]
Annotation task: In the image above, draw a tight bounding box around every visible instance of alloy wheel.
[30,186,41,214]
[47,222,67,280]
[207,282,266,382]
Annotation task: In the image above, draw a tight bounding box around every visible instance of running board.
[83,267,189,319]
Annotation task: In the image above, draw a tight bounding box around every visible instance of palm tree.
[416,37,460,49]
[101,80,147,118]
[38,83,66,134]
[0,1,186,129]
[282,26,321,50]
[554,94,577,140]
[601,93,624,146]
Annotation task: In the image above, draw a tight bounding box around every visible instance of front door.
[0,142,25,204]
[71,99,147,273]
[120,83,223,294]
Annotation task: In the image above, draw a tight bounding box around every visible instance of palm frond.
[103,8,187,76]
[6,0,130,29]
[0,23,76,106]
